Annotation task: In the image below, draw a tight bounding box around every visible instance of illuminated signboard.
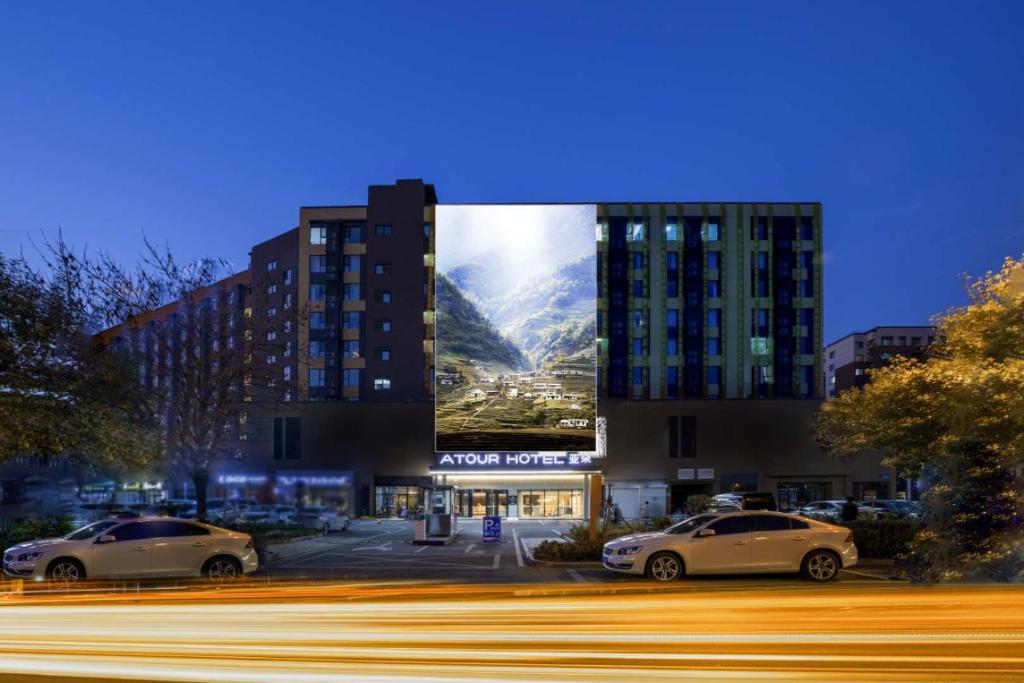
[433,452,602,472]
[434,204,597,453]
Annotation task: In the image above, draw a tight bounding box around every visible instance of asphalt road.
[1,580,1022,682]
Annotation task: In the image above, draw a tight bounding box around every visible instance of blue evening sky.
[1,2,1021,344]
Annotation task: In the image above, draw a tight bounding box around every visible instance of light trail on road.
[1,580,1023,681]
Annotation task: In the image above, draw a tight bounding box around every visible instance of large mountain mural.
[434,272,529,371]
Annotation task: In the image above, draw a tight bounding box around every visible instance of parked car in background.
[3,517,258,583]
[797,500,873,521]
[603,510,857,582]
[287,507,350,533]
[711,493,743,507]
[738,492,778,511]
[238,505,297,525]
[860,500,920,519]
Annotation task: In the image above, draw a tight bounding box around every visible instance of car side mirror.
[97,534,116,544]
[697,528,716,538]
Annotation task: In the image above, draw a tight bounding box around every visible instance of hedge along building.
[67,180,893,520]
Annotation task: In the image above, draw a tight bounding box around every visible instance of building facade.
[3,180,899,519]
[824,325,937,397]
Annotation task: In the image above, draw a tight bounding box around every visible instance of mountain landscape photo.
[434,204,598,452]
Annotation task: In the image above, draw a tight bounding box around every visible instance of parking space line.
[492,554,501,569]
[414,545,429,554]
[512,529,525,567]
[567,569,586,583]
[464,544,476,555]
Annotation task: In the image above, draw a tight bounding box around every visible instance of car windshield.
[64,520,120,541]
[664,514,718,534]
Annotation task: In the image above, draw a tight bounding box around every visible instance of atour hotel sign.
[433,452,602,471]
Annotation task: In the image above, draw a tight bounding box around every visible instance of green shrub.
[532,538,604,562]
[686,494,713,514]
[840,519,918,559]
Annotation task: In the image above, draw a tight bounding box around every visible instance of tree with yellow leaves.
[817,256,1024,582]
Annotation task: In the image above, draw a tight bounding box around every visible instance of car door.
[750,514,808,571]
[91,521,155,579]
[689,515,753,573]
[149,521,213,576]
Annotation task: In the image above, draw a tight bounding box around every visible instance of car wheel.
[205,557,242,582]
[802,550,839,582]
[646,552,683,582]
[47,558,85,584]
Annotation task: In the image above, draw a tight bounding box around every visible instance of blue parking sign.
[482,516,501,542]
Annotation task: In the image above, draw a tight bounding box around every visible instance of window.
[267,307,277,318]
[266,331,277,342]
[707,309,721,327]
[309,284,326,302]
[308,368,325,388]
[376,290,392,304]
[343,224,364,244]
[667,415,697,458]
[268,283,277,295]
[667,338,678,355]
[708,281,721,298]
[376,319,392,332]
[284,268,293,286]
[704,222,720,241]
[342,368,361,386]
[343,283,361,300]
[707,252,720,270]
[309,312,326,330]
[374,224,392,237]
[284,320,292,333]
[707,366,721,385]
[791,518,810,530]
[374,262,392,275]
[799,216,814,241]
[627,221,644,241]
[374,378,392,390]
[343,311,361,329]
[665,221,678,241]
[633,280,644,297]
[632,253,644,269]
[342,340,360,358]
[754,515,792,532]
[150,521,209,538]
[666,309,679,328]
[309,340,326,359]
[310,225,327,245]
[708,516,753,536]
[854,368,865,376]
[632,366,644,385]
[666,366,678,397]
[881,336,893,346]
[632,338,643,356]
[375,347,391,361]
[266,354,277,364]
[752,218,768,241]
[343,255,362,274]
[267,260,277,272]
[109,522,155,542]
[707,337,721,355]
[284,292,293,309]
[633,309,645,327]
[283,366,292,381]
[310,255,326,273]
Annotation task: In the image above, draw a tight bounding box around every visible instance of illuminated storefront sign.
[434,452,602,471]
[276,472,352,487]
[216,475,268,486]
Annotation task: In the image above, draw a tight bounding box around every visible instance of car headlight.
[616,546,643,555]
[16,551,44,562]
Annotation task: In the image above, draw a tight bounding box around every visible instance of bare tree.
[43,236,299,518]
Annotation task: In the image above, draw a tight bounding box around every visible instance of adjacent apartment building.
[824,326,937,397]
[2,179,898,518]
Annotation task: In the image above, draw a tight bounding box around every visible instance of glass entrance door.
[457,489,509,517]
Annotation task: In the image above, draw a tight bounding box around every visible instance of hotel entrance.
[457,489,508,518]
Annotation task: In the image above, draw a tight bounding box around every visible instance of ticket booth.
[414,485,459,545]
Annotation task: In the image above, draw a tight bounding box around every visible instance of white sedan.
[602,511,857,582]
[3,517,259,583]
[287,507,350,533]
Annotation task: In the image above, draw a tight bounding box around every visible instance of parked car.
[287,507,350,533]
[602,510,857,582]
[860,499,920,519]
[238,505,297,525]
[797,500,872,521]
[711,493,743,507]
[2,517,258,583]
[737,492,778,511]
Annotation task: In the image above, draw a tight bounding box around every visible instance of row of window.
[310,223,394,246]
[307,368,391,391]
[309,311,393,331]
[310,255,394,275]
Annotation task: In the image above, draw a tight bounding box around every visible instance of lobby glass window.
[707,251,720,270]
[309,312,326,330]
[343,255,361,273]
[707,309,721,327]
[342,311,361,329]
[310,255,326,273]
[376,290,392,304]
[308,368,325,388]
[309,340,326,359]
[343,225,364,244]
[310,225,327,245]
[343,283,361,300]
[376,319,392,332]
[375,486,422,518]
[519,489,582,518]
[707,366,721,385]
[375,347,391,361]
[267,260,277,272]
[309,284,326,302]
[342,369,361,386]
[707,337,721,355]
[374,224,392,237]
[342,340,360,358]
[373,378,391,390]
[375,262,392,275]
